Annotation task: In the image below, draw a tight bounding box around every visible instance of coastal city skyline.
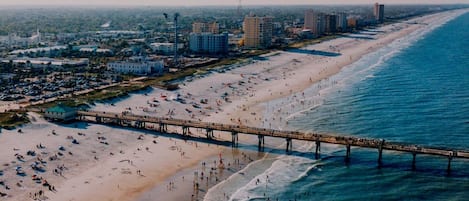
[0,1,468,201]
[0,0,468,6]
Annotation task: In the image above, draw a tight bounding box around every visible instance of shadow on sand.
[340,34,376,40]
[286,49,341,57]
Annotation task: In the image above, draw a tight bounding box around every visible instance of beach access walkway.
[77,110,468,173]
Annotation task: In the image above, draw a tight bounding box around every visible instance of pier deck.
[77,110,469,172]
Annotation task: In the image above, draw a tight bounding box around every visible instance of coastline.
[203,9,469,201]
[0,8,466,201]
[139,8,468,201]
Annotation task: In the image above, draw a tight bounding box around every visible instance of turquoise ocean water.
[205,10,468,201]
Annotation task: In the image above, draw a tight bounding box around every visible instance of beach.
[0,9,466,201]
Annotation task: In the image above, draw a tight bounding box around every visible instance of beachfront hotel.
[189,32,229,54]
[242,15,273,49]
[107,60,164,75]
[304,9,326,36]
[374,2,385,23]
[336,12,348,32]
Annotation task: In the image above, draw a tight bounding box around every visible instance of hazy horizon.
[0,0,467,6]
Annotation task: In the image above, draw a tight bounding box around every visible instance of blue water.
[205,10,469,201]
[278,11,469,201]
[290,13,469,149]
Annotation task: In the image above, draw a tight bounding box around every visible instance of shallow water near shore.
[205,11,469,201]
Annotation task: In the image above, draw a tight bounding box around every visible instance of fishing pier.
[77,110,469,173]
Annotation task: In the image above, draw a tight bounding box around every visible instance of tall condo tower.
[374,3,385,23]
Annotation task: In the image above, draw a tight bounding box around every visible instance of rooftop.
[46,104,76,113]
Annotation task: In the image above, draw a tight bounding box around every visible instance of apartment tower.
[374,3,385,23]
[243,15,273,49]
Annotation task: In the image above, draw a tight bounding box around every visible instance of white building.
[78,47,113,54]
[0,30,42,47]
[9,46,67,55]
[1,57,89,68]
[150,43,184,55]
[107,60,164,75]
[189,32,229,54]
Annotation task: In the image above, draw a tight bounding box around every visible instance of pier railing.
[76,110,468,172]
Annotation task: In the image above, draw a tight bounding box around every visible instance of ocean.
[204,10,469,201]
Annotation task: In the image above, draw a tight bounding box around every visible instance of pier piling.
[182,126,189,136]
[258,135,265,151]
[159,123,167,132]
[412,152,417,170]
[286,138,292,153]
[315,140,321,159]
[447,151,454,174]
[206,128,213,139]
[378,139,385,167]
[345,143,351,162]
[231,132,238,147]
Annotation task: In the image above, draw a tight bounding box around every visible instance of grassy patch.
[287,35,338,49]
[0,112,30,129]
[32,84,148,109]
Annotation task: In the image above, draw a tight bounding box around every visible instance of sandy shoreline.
[0,9,467,201]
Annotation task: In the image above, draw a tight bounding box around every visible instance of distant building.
[304,9,316,31]
[44,104,77,122]
[228,33,243,47]
[374,3,385,23]
[107,60,164,75]
[325,14,337,33]
[74,45,113,54]
[348,18,359,28]
[78,47,113,54]
[304,10,325,36]
[318,13,326,35]
[243,15,273,49]
[9,46,67,55]
[192,22,220,34]
[150,43,184,55]
[299,29,314,39]
[0,30,42,47]
[189,32,229,54]
[336,12,348,32]
[1,57,89,68]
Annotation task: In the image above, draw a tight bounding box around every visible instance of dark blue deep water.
[282,11,469,201]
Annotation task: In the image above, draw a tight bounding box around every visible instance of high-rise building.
[379,5,385,22]
[189,32,229,54]
[336,12,348,32]
[192,22,219,34]
[243,15,273,49]
[374,3,385,23]
[325,14,337,33]
[304,9,326,36]
[304,9,315,30]
[374,3,379,19]
[318,13,326,35]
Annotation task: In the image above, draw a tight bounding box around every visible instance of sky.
[0,0,467,6]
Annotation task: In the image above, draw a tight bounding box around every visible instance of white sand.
[0,9,466,201]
